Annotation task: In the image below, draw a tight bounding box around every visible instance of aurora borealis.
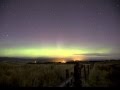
[0,0,120,60]
[0,47,110,58]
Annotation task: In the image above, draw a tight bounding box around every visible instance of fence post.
[83,65,86,81]
[87,65,90,75]
[66,69,69,79]
[90,64,92,70]
[74,63,82,87]
[65,69,70,87]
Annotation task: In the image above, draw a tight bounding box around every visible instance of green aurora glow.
[0,47,111,58]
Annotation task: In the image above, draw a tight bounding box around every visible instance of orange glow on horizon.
[61,60,66,63]
[71,55,86,61]
[53,58,67,63]
[52,55,86,63]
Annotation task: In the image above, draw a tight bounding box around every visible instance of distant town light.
[61,60,66,63]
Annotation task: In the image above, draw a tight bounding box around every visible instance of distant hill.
[0,57,62,63]
[0,57,120,64]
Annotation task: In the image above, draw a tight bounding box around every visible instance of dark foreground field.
[0,60,120,87]
[86,61,120,87]
[0,63,74,87]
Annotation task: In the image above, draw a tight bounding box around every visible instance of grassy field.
[0,60,120,87]
[87,60,120,87]
[0,62,74,87]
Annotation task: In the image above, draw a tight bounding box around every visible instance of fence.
[58,62,94,87]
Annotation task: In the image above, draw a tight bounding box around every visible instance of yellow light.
[71,55,86,61]
[61,60,66,63]
[53,58,67,63]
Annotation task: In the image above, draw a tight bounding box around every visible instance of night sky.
[0,0,120,60]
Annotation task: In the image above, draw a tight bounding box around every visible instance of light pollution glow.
[52,55,87,62]
[0,47,111,60]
